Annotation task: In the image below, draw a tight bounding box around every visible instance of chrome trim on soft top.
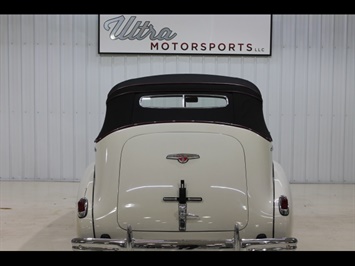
[72,224,297,251]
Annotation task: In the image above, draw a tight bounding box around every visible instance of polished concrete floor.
[0,181,354,251]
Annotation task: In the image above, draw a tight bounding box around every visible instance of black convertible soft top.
[96,73,271,142]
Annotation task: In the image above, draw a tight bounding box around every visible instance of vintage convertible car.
[71,73,298,251]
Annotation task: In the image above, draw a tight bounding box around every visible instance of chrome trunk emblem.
[166,153,200,164]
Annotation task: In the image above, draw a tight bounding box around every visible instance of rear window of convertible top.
[139,94,229,108]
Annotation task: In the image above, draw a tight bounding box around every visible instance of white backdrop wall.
[0,14,354,183]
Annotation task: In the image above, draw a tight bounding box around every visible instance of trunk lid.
[117,132,248,232]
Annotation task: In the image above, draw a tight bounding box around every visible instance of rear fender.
[273,161,294,237]
[75,162,95,238]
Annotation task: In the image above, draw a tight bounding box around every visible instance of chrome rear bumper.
[72,224,297,251]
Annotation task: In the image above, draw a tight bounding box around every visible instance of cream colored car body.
[74,123,294,250]
[72,73,297,251]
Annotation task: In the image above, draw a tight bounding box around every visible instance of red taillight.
[278,195,289,216]
[77,197,88,218]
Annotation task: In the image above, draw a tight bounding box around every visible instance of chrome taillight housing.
[77,197,88,218]
[278,195,289,216]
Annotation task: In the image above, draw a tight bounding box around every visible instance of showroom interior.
[0,14,354,251]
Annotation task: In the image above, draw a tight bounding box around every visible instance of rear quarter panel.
[75,162,95,237]
[273,160,294,237]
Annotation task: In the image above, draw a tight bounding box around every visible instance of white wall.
[0,14,354,183]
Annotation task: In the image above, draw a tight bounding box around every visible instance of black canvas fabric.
[107,73,262,99]
[96,74,272,142]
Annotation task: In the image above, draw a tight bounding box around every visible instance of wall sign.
[99,14,272,56]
